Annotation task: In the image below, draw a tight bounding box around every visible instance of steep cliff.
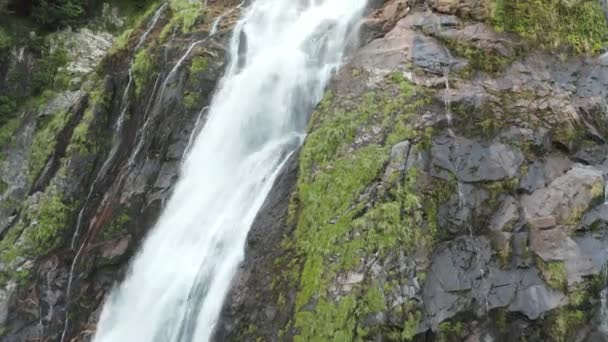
[217,0,608,341]
[0,0,607,341]
[0,0,241,340]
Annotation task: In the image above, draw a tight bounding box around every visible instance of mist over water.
[93,0,366,341]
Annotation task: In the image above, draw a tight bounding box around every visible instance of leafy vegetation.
[31,0,85,27]
[438,320,465,342]
[491,0,608,53]
[1,0,157,29]
[31,47,68,94]
[0,26,10,49]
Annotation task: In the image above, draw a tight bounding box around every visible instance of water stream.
[93,0,366,341]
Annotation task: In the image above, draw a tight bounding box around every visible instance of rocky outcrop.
[1,0,607,341]
[0,1,239,340]
[217,0,608,341]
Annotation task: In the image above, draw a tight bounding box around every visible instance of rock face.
[0,2,236,340]
[1,0,608,341]
[216,0,608,341]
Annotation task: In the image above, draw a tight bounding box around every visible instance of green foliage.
[132,47,154,96]
[109,29,133,55]
[31,47,68,95]
[0,26,11,49]
[102,0,158,31]
[0,96,17,127]
[438,321,465,342]
[0,117,20,150]
[491,0,608,53]
[164,0,203,35]
[29,110,71,179]
[402,311,421,340]
[106,1,160,55]
[32,0,85,27]
[0,179,7,194]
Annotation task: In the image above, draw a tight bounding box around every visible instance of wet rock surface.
[0,2,234,340]
[1,0,608,341]
[218,0,608,341]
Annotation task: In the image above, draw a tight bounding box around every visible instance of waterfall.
[93,0,366,341]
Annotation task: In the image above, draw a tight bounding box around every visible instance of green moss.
[548,309,585,342]
[25,193,69,254]
[362,284,386,313]
[491,0,608,53]
[441,37,513,77]
[132,48,154,96]
[101,210,131,241]
[67,87,109,155]
[484,177,519,209]
[591,180,605,201]
[294,295,358,342]
[452,102,510,139]
[109,29,134,55]
[494,309,508,333]
[538,259,568,291]
[0,190,70,287]
[29,110,71,180]
[183,92,198,110]
[189,55,208,75]
[284,74,447,339]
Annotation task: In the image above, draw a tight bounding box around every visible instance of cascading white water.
[93,0,366,341]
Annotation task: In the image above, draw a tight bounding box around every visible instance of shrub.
[32,0,85,27]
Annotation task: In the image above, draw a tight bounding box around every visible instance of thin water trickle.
[210,1,246,35]
[182,106,208,163]
[94,1,366,341]
[69,3,167,250]
[60,4,168,342]
[443,65,468,230]
[599,267,608,333]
